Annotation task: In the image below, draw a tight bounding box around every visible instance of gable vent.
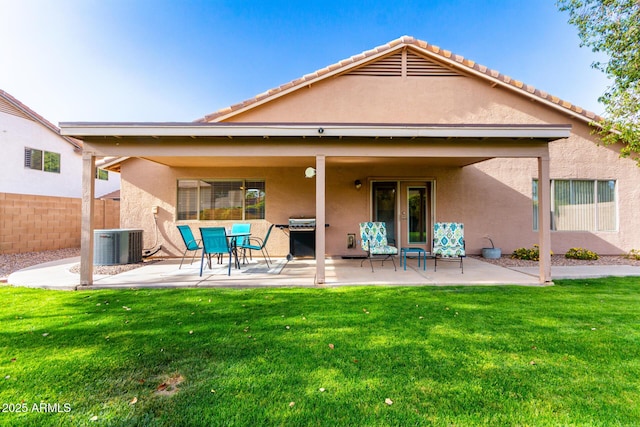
[348,52,403,76]
[0,99,32,120]
[406,52,459,76]
[347,51,461,77]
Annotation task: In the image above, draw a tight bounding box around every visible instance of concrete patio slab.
[6,254,640,291]
[8,254,636,291]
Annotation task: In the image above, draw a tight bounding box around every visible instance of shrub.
[512,244,539,261]
[511,244,554,261]
[626,249,640,260]
[565,247,599,260]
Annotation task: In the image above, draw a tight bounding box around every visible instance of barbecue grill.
[287,217,316,259]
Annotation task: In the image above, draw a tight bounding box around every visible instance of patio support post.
[80,151,96,286]
[315,154,326,284]
[538,156,552,284]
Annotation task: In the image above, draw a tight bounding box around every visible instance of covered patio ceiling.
[135,155,493,168]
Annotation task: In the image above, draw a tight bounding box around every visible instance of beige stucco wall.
[223,75,566,126]
[119,147,640,258]
[119,160,316,258]
[116,72,640,258]
[469,126,640,255]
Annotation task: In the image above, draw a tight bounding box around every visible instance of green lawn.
[1,278,639,426]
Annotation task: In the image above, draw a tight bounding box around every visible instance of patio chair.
[359,222,398,272]
[433,222,465,273]
[177,225,202,269]
[199,227,233,276]
[231,223,251,262]
[240,224,275,268]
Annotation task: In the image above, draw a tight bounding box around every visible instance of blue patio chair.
[240,224,275,268]
[177,225,202,269]
[433,222,465,273]
[231,223,251,262]
[359,222,398,272]
[199,227,233,276]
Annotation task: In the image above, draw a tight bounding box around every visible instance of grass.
[1,278,639,426]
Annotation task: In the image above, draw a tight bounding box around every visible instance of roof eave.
[60,122,572,140]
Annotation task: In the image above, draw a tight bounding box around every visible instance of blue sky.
[0,0,610,124]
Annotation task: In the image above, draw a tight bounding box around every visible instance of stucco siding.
[0,108,121,198]
[108,70,640,259]
[473,128,640,255]
[1,112,81,197]
[224,74,567,126]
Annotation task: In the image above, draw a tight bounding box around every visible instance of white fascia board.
[60,123,572,140]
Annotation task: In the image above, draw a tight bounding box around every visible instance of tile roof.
[0,89,83,151]
[196,35,602,125]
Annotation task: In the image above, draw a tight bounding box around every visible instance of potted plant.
[482,235,502,259]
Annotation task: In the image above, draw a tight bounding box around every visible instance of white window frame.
[24,147,61,173]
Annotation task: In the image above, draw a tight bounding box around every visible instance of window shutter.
[24,148,32,168]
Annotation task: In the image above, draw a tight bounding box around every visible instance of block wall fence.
[0,192,120,254]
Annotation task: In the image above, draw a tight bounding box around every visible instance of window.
[177,179,265,221]
[24,148,61,173]
[96,169,109,180]
[533,179,617,231]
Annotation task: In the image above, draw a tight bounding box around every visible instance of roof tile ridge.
[195,35,603,124]
[400,37,603,122]
[423,41,603,122]
[195,36,413,122]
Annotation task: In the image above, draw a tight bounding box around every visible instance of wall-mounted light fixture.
[354,179,362,190]
[304,167,316,178]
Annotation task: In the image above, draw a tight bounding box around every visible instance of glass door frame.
[371,181,399,246]
[369,179,436,251]
[406,185,429,245]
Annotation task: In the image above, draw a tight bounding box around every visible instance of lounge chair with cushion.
[433,222,465,273]
[359,221,398,272]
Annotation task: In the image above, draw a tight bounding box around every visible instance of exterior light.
[305,167,316,178]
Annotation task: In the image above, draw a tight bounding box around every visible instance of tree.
[557,0,640,162]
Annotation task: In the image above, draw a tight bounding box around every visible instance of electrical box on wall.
[347,233,356,249]
[151,205,158,214]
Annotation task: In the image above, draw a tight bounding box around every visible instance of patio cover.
[60,121,571,286]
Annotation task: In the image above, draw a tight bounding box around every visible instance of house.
[60,36,640,285]
[0,90,120,253]
[0,90,120,198]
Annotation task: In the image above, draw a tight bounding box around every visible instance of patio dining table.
[227,231,251,269]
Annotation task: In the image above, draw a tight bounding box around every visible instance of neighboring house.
[60,36,640,285]
[0,90,120,253]
[0,89,120,198]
